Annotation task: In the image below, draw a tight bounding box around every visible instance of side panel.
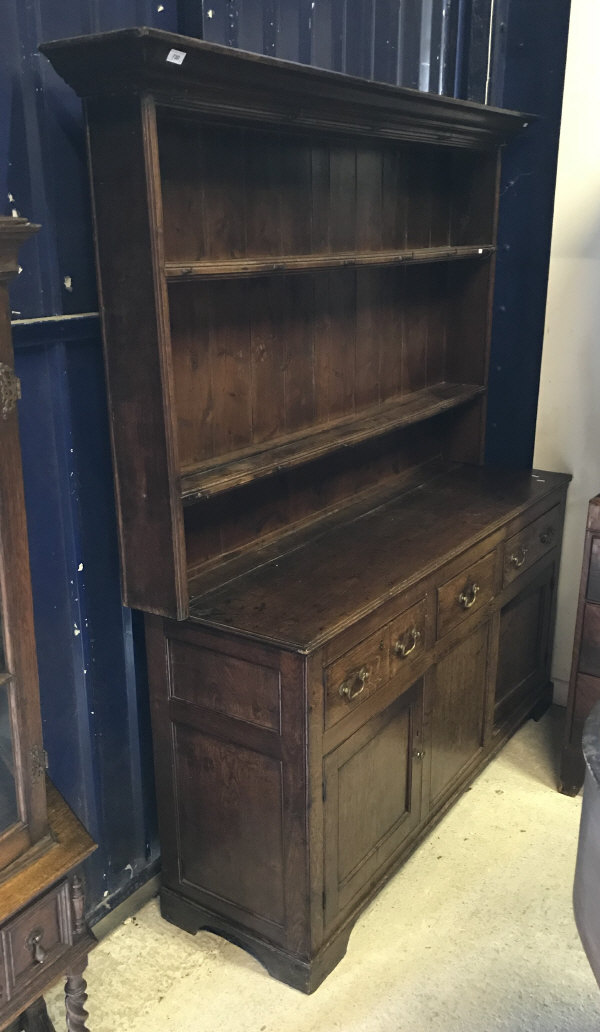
[145,617,310,956]
[86,95,186,618]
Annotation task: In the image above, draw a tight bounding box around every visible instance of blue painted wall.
[2,0,179,923]
[0,0,569,921]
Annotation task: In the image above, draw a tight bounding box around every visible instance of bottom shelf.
[180,382,486,502]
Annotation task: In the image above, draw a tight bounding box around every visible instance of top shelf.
[165,243,494,281]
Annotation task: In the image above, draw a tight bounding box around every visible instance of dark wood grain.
[183,429,443,579]
[495,565,553,728]
[429,623,489,805]
[588,537,600,603]
[39,28,529,149]
[323,685,423,926]
[580,604,600,678]
[190,468,569,650]
[165,243,495,280]
[86,94,188,618]
[179,382,486,501]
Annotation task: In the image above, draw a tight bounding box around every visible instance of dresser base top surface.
[188,463,569,651]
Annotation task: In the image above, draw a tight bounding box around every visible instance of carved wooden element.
[64,960,89,1032]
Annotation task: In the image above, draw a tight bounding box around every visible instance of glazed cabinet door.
[323,681,423,928]
[494,563,554,730]
[0,220,48,871]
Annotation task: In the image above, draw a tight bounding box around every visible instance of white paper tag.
[166,49,186,65]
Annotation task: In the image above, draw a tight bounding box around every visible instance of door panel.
[495,565,553,728]
[429,623,490,806]
[323,681,423,927]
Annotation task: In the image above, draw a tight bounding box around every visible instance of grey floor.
[47,708,600,1031]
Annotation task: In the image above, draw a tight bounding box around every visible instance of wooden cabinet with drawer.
[437,550,497,639]
[41,29,570,995]
[503,503,562,586]
[145,467,568,994]
[2,883,72,1000]
[0,218,96,1030]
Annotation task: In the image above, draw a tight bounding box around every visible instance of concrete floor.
[47,708,600,1031]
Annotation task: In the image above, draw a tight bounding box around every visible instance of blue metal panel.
[13,317,160,922]
[3,0,176,919]
[3,0,178,320]
[486,0,571,468]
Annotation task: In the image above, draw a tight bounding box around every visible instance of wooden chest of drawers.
[146,467,568,992]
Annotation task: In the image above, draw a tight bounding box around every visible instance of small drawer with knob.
[2,881,73,999]
[324,626,389,730]
[503,503,561,586]
[437,550,496,640]
[389,597,428,683]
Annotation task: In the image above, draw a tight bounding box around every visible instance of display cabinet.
[0,219,96,1031]
[0,219,49,875]
[41,29,570,992]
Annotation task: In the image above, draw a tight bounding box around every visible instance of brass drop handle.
[458,582,480,610]
[339,666,369,701]
[26,928,47,965]
[510,545,528,568]
[539,526,555,546]
[394,627,421,658]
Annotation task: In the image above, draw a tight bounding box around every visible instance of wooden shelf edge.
[166,244,495,281]
[180,382,486,503]
[0,780,96,925]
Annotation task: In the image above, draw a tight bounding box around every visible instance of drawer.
[2,882,72,998]
[388,597,429,683]
[503,503,561,586]
[324,626,389,729]
[437,551,496,639]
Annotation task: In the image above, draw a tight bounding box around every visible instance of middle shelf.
[180,381,485,501]
[165,244,495,281]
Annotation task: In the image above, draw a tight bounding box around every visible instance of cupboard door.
[323,682,423,928]
[495,564,553,729]
[429,623,490,807]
